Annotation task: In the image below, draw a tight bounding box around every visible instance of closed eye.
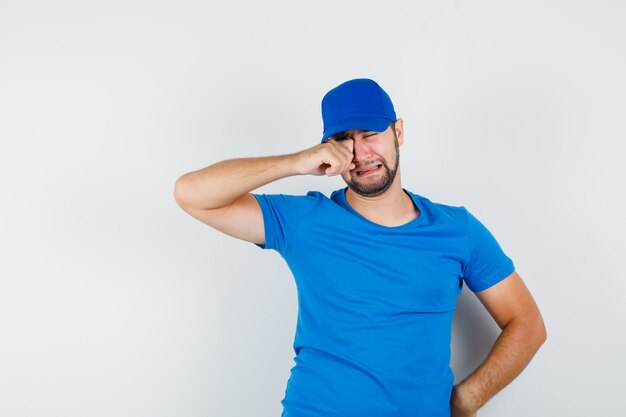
[333,131,377,141]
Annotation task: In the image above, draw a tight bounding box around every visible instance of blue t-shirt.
[252,187,515,417]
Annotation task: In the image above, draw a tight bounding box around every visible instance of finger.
[325,159,344,176]
[335,149,355,175]
[338,148,355,173]
[336,154,355,174]
[339,138,354,154]
[325,157,343,176]
[327,140,355,173]
[320,140,354,174]
[319,151,341,176]
[329,138,354,155]
[326,152,350,176]
[331,161,355,176]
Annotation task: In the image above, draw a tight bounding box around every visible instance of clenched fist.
[294,139,356,177]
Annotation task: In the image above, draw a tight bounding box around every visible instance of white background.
[1,1,624,416]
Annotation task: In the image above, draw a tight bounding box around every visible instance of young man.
[174,78,547,417]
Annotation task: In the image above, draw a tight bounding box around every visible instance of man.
[174,78,547,417]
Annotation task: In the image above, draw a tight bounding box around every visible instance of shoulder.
[406,190,469,224]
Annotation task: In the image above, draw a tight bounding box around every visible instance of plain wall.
[1,1,624,416]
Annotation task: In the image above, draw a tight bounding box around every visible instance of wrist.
[284,151,306,176]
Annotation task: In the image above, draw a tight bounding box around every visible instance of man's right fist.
[294,139,356,177]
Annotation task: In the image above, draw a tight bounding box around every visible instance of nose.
[353,138,373,161]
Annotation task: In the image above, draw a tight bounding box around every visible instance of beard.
[343,137,400,197]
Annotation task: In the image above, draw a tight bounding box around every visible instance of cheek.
[373,144,390,159]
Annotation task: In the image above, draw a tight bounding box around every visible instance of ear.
[394,118,404,146]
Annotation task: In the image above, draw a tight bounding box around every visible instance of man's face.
[331,123,401,197]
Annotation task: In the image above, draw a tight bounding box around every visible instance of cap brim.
[321,116,392,143]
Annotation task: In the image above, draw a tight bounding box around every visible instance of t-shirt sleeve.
[462,209,515,292]
[251,193,317,254]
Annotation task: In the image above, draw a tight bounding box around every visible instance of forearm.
[174,153,300,209]
[451,318,546,415]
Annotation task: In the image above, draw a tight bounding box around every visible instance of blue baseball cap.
[320,78,396,143]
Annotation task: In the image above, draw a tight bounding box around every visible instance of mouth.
[354,164,383,177]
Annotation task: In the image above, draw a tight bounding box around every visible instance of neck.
[344,173,420,227]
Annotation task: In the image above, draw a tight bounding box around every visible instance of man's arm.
[450,270,547,417]
[173,139,355,244]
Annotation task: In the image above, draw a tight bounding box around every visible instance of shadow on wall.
[451,285,502,383]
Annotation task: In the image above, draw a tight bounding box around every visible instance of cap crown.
[321,78,396,142]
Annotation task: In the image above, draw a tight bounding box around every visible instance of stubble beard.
[344,137,400,197]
